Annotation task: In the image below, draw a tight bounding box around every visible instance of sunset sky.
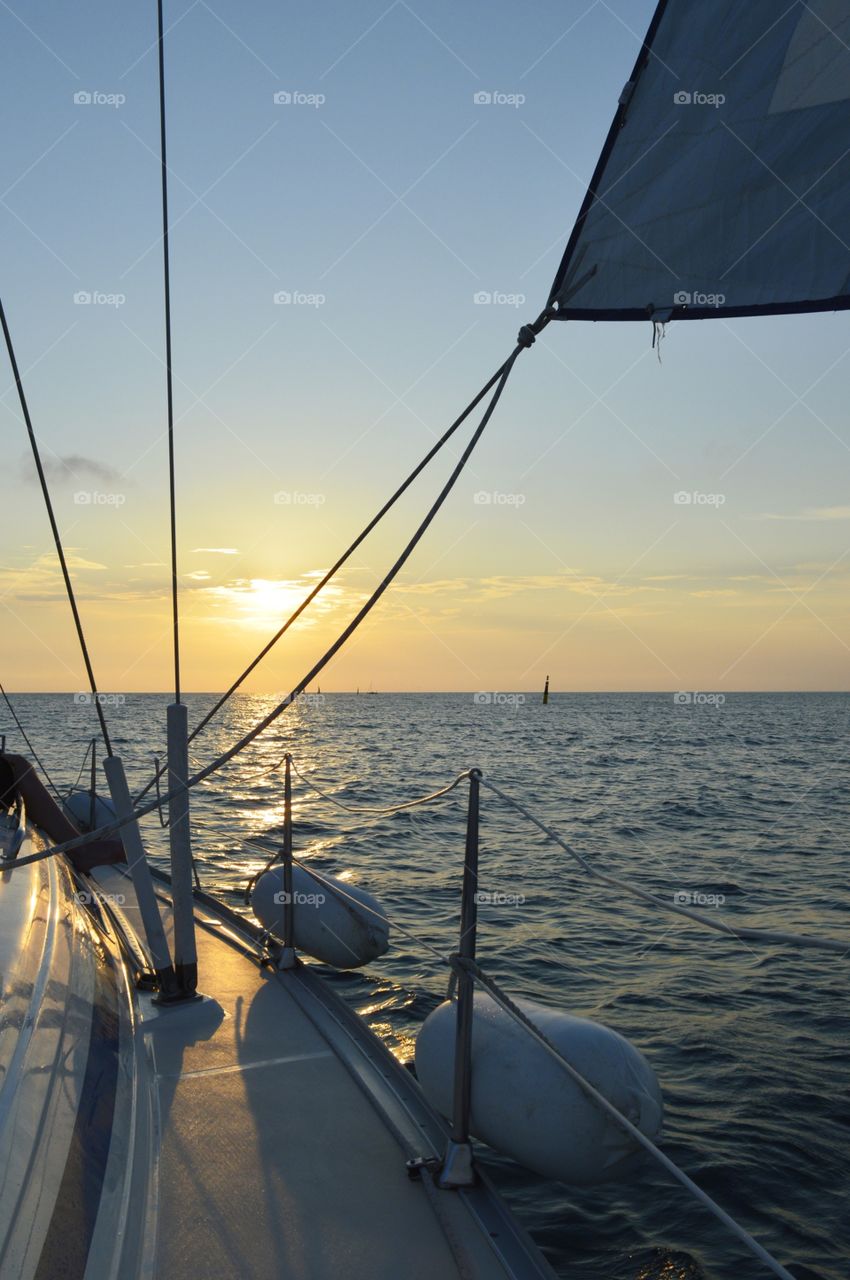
[2,0,849,693]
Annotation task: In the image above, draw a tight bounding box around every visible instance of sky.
[1,0,849,694]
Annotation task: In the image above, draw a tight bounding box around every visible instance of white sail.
[550,0,850,321]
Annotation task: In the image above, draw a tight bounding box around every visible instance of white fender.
[415,992,663,1185]
[252,863,389,969]
[63,788,118,833]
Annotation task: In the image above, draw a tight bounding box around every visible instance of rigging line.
[0,681,63,800]
[157,0,181,703]
[6,334,532,869]
[0,298,113,756]
[479,776,849,955]
[61,738,95,800]
[459,958,796,1280]
[221,826,451,969]
[288,757,470,816]
[132,349,519,805]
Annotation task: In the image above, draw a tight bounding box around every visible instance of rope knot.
[517,324,536,349]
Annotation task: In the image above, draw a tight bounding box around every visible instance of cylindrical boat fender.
[251,863,389,969]
[415,992,663,1185]
[63,788,118,833]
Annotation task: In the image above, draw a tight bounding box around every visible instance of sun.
[202,577,345,630]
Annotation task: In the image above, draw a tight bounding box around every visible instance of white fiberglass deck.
[91,864,556,1280]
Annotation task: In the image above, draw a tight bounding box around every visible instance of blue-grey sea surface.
[5,691,849,1280]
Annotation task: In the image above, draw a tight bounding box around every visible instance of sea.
[5,691,849,1280]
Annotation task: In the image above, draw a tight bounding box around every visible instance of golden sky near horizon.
[3,540,849,694]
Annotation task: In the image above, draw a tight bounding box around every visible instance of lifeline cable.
[460,957,796,1280]
[0,298,113,755]
[132,346,525,805]
[0,681,63,800]
[3,338,528,865]
[156,0,181,703]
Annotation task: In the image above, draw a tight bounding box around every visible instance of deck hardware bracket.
[436,1140,476,1188]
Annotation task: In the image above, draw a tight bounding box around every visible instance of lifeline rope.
[289,758,470,816]
[132,329,541,805]
[62,738,95,800]
[239,762,472,903]
[479,776,848,955]
[4,331,533,867]
[157,0,181,703]
[0,681,63,800]
[0,299,113,755]
[457,957,796,1280]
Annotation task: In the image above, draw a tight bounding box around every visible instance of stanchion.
[103,754,179,999]
[278,754,296,969]
[167,701,199,996]
[438,767,481,1188]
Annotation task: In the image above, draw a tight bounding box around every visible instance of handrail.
[458,956,796,1280]
[118,755,840,1275]
[479,776,847,955]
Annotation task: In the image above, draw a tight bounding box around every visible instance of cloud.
[191,547,239,555]
[0,551,108,603]
[19,452,124,486]
[749,505,850,523]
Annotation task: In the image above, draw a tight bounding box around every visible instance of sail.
[549,0,850,322]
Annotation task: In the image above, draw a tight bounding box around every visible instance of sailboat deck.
[91,863,556,1280]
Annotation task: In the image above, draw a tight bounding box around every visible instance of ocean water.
[4,690,849,1280]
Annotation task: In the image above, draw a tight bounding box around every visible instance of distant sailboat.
[1,4,848,1278]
